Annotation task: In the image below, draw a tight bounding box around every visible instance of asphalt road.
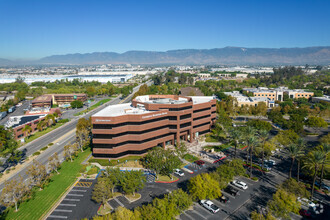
[0,81,149,191]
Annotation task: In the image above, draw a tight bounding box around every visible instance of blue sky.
[0,0,329,59]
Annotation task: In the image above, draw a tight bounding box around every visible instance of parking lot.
[47,179,99,220]
[179,177,261,220]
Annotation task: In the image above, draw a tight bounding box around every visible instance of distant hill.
[0,58,13,66]
[2,46,330,65]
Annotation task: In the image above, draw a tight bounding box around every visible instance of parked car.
[218,195,230,203]
[199,200,220,213]
[315,181,330,191]
[299,209,312,218]
[231,180,248,190]
[259,163,272,171]
[297,197,316,209]
[194,160,205,166]
[174,169,184,176]
[264,159,276,166]
[224,185,239,196]
[0,111,7,120]
[8,106,16,113]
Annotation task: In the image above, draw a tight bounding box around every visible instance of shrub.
[87,167,99,175]
[57,119,69,123]
[40,146,48,151]
[80,165,88,173]
[48,143,54,146]
[33,151,41,156]
[71,100,84,108]
[251,177,258,181]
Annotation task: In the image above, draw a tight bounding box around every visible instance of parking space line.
[191,209,207,219]
[54,209,72,213]
[63,198,80,201]
[59,204,76,207]
[114,197,124,207]
[67,194,84,197]
[48,215,68,219]
[71,189,87,192]
[182,212,194,220]
[222,191,236,199]
[195,204,212,215]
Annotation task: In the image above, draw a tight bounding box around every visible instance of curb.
[182,167,193,174]
[213,155,227,164]
[156,178,179,183]
[243,164,266,173]
[241,146,248,150]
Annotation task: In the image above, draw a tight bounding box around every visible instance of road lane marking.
[59,204,76,207]
[54,209,72,212]
[48,215,68,219]
[63,198,80,201]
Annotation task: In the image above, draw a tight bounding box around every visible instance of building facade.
[91,95,216,158]
[32,94,87,108]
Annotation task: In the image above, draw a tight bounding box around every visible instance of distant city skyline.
[1,0,330,59]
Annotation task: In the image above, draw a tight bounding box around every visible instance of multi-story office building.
[91,95,216,158]
[243,87,314,101]
[32,94,87,108]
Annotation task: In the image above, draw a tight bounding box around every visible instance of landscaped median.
[155,174,179,183]
[74,98,113,116]
[4,149,91,220]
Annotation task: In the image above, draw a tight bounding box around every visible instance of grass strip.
[4,149,91,220]
[74,98,112,116]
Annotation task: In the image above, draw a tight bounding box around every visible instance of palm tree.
[302,150,326,199]
[37,120,45,131]
[229,128,243,158]
[22,125,32,138]
[318,144,330,187]
[287,143,304,179]
[258,129,269,168]
[296,138,306,182]
[45,114,56,126]
[247,135,258,178]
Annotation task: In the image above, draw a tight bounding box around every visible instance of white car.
[297,197,316,209]
[200,200,220,213]
[174,169,184,176]
[264,159,276,166]
[231,180,248,190]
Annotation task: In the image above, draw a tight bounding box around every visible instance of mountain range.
[1,46,330,66]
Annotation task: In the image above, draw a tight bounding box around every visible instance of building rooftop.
[189,96,215,104]
[32,94,52,103]
[5,114,46,129]
[93,103,153,117]
[135,95,189,104]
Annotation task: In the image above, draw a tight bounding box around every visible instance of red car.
[299,209,311,218]
[194,160,205,166]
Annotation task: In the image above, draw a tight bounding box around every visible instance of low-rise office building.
[243,87,314,101]
[32,94,87,108]
[91,95,216,158]
[224,91,275,108]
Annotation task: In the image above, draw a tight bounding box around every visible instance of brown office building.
[92,95,216,158]
[32,94,87,107]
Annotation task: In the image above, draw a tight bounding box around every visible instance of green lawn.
[89,155,142,166]
[183,153,199,163]
[74,98,112,116]
[204,134,219,142]
[24,122,68,144]
[4,149,91,220]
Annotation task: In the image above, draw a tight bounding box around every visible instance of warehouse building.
[91,95,216,158]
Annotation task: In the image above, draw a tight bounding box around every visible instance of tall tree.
[318,144,330,187]
[22,124,32,138]
[120,170,146,196]
[296,138,306,182]
[48,152,60,174]
[287,144,304,179]
[26,160,48,189]
[63,144,78,162]
[302,150,326,198]
[92,177,113,209]
[258,129,269,168]
[188,173,221,200]
[0,176,27,212]
[229,128,243,158]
